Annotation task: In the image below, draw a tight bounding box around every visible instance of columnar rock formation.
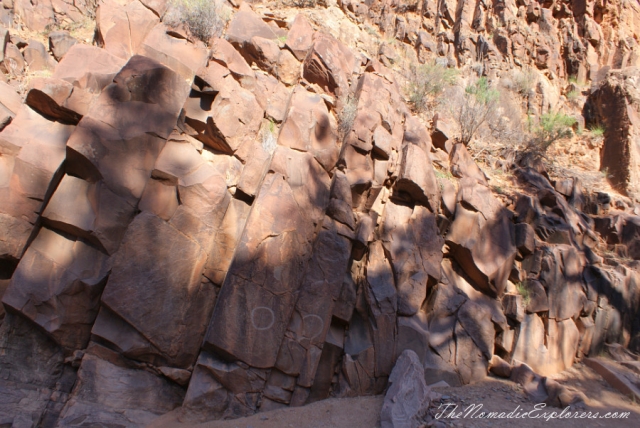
[1,1,640,427]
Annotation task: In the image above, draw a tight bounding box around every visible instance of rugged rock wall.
[1,1,640,427]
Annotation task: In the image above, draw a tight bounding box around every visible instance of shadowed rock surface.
[2,1,640,427]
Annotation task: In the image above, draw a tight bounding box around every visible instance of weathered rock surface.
[380,350,430,428]
[2,2,640,425]
[587,68,640,197]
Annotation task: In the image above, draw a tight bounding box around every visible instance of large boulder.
[380,350,430,428]
[56,351,184,427]
[381,202,443,316]
[303,32,357,97]
[66,55,190,204]
[2,227,110,350]
[94,209,215,369]
[278,87,339,171]
[446,179,516,297]
[184,75,263,155]
[96,0,159,60]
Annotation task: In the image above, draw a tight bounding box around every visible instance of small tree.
[455,77,499,145]
[519,112,576,166]
[406,61,458,113]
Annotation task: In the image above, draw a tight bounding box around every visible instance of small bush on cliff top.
[165,0,224,43]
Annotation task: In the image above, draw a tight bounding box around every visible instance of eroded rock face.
[587,68,640,197]
[2,3,640,426]
[446,179,516,297]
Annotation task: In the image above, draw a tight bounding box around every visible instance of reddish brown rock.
[67,55,190,202]
[446,180,516,297]
[343,143,374,193]
[539,245,586,321]
[25,77,83,124]
[42,174,136,254]
[140,0,169,16]
[278,87,339,171]
[303,32,356,97]
[3,43,24,76]
[138,178,179,221]
[185,75,263,155]
[2,227,110,350]
[286,14,314,61]
[96,211,211,368]
[515,222,535,256]
[449,142,487,184]
[366,240,397,377]
[380,349,431,428]
[226,8,277,51]
[244,35,280,72]
[381,202,443,316]
[503,293,525,323]
[0,106,74,228]
[48,30,77,61]
[152,138,204,184]
[277,49,300,86]
[236,136,273,198]
[523,280,548,314]
[14,0,54,32]
[0,81,22,116]
[274,226,351,385]
[204,150,330,368]
[56,353,184,427]
[394,142,440,211]
[255,72,291,122]
[587,68,640,196]
[489,355,513,378]
[53,44,127,92]
[512,313,580,375]
[22,39,54,71]
[455,319,489,384]
[204,198,251,285]
[210,37,255,84]
[138,23,208,79]
[431,113,455,153]
[96,0,159,60]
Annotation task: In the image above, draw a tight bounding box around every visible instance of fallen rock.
[48,30,77,61]
[584,358,640,401]
[380,350,430,428]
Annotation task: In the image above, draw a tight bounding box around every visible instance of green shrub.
[455,77,499,145]
[165,0,225,43]
[406,61,458,113]
[516,282,531,306]
[590,124,605,137]
[566,89,580,102]
[519,112,576,165]
[536,112,576,146]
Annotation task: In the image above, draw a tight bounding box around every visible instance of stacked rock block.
[0,2,640,427]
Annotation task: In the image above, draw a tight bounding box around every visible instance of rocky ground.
[149,363,640,428]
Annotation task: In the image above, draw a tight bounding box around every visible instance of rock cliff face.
[2,0,640,426]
